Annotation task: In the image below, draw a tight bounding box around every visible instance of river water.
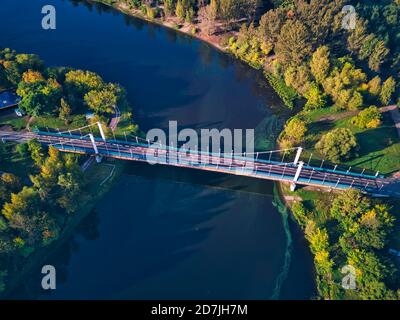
[0,0,315,299]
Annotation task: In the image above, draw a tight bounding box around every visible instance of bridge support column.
[294,147,303,165]
[97,122,106,141]
[89,133,103,163]
[290,161,304,192]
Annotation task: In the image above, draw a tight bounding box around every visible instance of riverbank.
[90,0,232,53]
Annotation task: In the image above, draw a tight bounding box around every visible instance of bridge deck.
[0,130,392,196]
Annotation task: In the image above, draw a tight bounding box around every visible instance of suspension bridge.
[0,122,397,197]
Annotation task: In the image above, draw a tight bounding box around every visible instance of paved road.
[1,130,389,195]
[109,105,121,131]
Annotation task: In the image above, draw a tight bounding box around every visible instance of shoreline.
[90,0,231,53]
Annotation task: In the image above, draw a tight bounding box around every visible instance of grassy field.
[301,108,400,175]
[0,115,28,130]
[0,142,36,179]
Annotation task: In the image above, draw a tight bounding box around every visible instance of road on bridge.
[1,129,391,196]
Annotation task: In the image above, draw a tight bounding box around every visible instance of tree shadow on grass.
[355,125,399,157]
[350,154,384,170]
[305,120,336,148]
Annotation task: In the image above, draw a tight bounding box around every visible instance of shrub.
[291,202,308,227]
[352,106,382,129]
[265,72,298,109]
[279,117,307,148]
[316,128,358,163]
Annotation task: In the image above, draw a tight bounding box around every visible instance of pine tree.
[310,46,330,83]
[175,0,185,21]
[59,98,72,123]
[380,77,396,105]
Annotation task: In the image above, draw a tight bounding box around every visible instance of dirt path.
[317,110,358,122]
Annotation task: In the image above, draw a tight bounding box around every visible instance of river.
[0,0,315,299]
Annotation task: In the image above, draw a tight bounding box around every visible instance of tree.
[368,40,390,72]
[295,0,345,44]
[347,91,364,111]
[330,189,370,222]
[198,0,218,35]
[175,0,185,20]
[22,70,45,83]
[347,19,369,55]
[209,0,219,20]
[322,59,367,110]
[259,8,286,44]
[291,201,308,227]
[316,128,358,163]
[219,0,258,25]
[0,173,21,204]
[284,65,312,96]
[333,188,395,252]
[164,0,176,16]
[352,106,382,129]
[15,54,44,73]
[27,139,45,167]
[59,98,72,124]
[275,20,313,66]
[84,89,117,114]
[310,46,330,83]
[304,83,327,110]
[368,76,382,99]
[185,7,195,23]
[65,70,104,97]
[17,78,62,116]
[380,77,396,105]
[280,117,307,148]
[2,186,40,222]
[15,143,29,158]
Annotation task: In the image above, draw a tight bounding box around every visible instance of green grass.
[0,116,28,130]
[302,108,400,175]
[300,106,340,122]
[30,114,87,131]
[0,142,36,178]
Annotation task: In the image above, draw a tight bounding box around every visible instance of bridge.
[0,122,396,197]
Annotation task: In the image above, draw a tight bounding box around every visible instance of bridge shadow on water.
[123,161,277,196]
